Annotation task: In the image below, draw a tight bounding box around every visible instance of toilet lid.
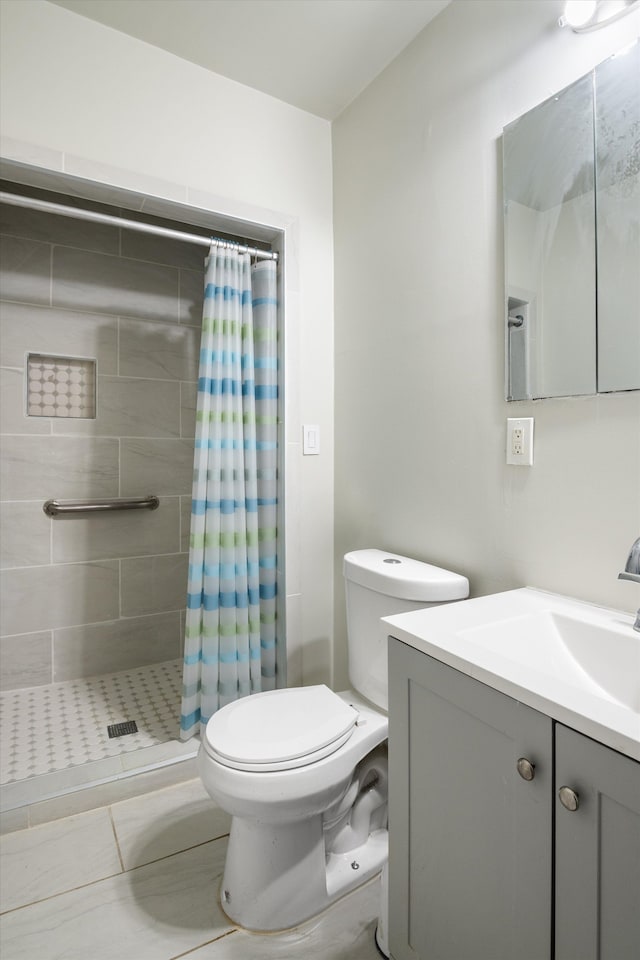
[204,685,359,772]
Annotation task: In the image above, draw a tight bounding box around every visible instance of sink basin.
[384,588,640,761]
[459,609,640,713]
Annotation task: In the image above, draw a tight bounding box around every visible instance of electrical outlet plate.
[507,417,534,466]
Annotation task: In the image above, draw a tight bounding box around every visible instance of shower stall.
[0,180,282,818]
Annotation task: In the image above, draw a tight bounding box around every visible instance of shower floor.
[0,659,184,786]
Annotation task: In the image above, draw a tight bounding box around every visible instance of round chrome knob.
[517,757,536,781]
[559,786,580,812]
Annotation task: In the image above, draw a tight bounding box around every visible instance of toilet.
[198,548,469,935]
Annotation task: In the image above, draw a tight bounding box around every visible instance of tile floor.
[0,660,183,785]
[0,777,383,960]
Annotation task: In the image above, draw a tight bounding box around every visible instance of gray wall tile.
[0,202,201,687]
[0,631,52,690]
[120,438,194,497]
[51,376,181,438]
[179,268,204,325]
[0,436,119,500]
[0,201,119,254]
[0,301,118,374]
[121,553,188,617]
[119,318,199,381]
[0,501,51,568]
[0,236,51,305]
[0,561,119,636]
[52,497,180,563]
[121,225,207,271]
[180,496,192,552]
[53,611,181,680]
[180,381,197,437]
[1,366,50,435]
[52,248,179,322]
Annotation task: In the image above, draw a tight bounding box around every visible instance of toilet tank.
[343,549,469,711]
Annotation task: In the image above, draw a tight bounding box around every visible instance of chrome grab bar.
[619,572,640,584]
[43,496,160,518]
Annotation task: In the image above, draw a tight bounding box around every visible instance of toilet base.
[219,815,388,932]
[325,828,388,900]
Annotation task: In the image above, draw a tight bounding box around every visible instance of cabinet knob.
[558,785,580,812]
[517,757,536,781]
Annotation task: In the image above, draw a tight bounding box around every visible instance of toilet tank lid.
[343,549,469,602]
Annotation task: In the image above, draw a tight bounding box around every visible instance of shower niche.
[27,353,96,419]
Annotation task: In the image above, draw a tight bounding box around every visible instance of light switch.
[303,424,320,455]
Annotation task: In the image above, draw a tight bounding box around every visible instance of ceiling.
[49,0,451,120]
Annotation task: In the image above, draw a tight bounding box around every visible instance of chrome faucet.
[618,537,640,632]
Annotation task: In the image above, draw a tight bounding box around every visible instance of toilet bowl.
[198,686,388,930]
[198,549,469,935]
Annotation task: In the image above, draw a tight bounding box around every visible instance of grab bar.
[619,572,640,584]
[43,496,160,518]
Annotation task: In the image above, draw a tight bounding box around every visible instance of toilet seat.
[203,685,359,772]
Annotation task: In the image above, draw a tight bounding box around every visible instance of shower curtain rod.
[0,191,278,261]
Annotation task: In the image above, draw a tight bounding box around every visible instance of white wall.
[333,0,640,686]
[0,0,335,688]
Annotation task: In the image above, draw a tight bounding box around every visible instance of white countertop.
[384,587,640,762]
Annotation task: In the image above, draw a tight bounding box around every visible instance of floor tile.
[0,807,121,912]
[184,876,382,960]
[26,756,199,828]
[0,838,231,960]
[0,807,28,836]
[110,778,231,870]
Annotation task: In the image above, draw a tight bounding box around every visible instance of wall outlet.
[507,417,534,465]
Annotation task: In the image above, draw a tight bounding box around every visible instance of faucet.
[618,537,640,632]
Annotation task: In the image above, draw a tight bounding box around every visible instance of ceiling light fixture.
[559,0,640,31]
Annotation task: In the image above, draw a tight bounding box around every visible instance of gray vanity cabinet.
[555,724,640,960]
[388,637,640,960]
[388,638,552,960]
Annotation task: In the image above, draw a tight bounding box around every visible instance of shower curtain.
[180,245,278,740]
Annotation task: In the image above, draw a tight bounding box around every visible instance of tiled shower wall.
[0,186,211,691]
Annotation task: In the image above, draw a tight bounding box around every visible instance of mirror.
[595,42,640,392]
[503,42,639,400]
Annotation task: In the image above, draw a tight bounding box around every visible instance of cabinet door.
[555,724,640,960]
[388,639,552,960]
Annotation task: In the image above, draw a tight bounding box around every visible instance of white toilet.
[198,548,469,934]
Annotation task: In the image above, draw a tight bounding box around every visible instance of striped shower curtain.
[180,246,278,740]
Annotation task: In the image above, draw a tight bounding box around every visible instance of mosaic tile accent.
[0,659,182,785]
[27,353,96,419]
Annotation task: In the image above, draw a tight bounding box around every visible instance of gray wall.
[0,188,207,689]
[332,0,640,687]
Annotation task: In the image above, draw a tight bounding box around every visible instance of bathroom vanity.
[385,589,640,960]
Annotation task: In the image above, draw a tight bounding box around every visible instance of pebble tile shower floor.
[0,659,183,784]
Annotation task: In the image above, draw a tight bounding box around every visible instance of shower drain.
[107,720,139,738]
